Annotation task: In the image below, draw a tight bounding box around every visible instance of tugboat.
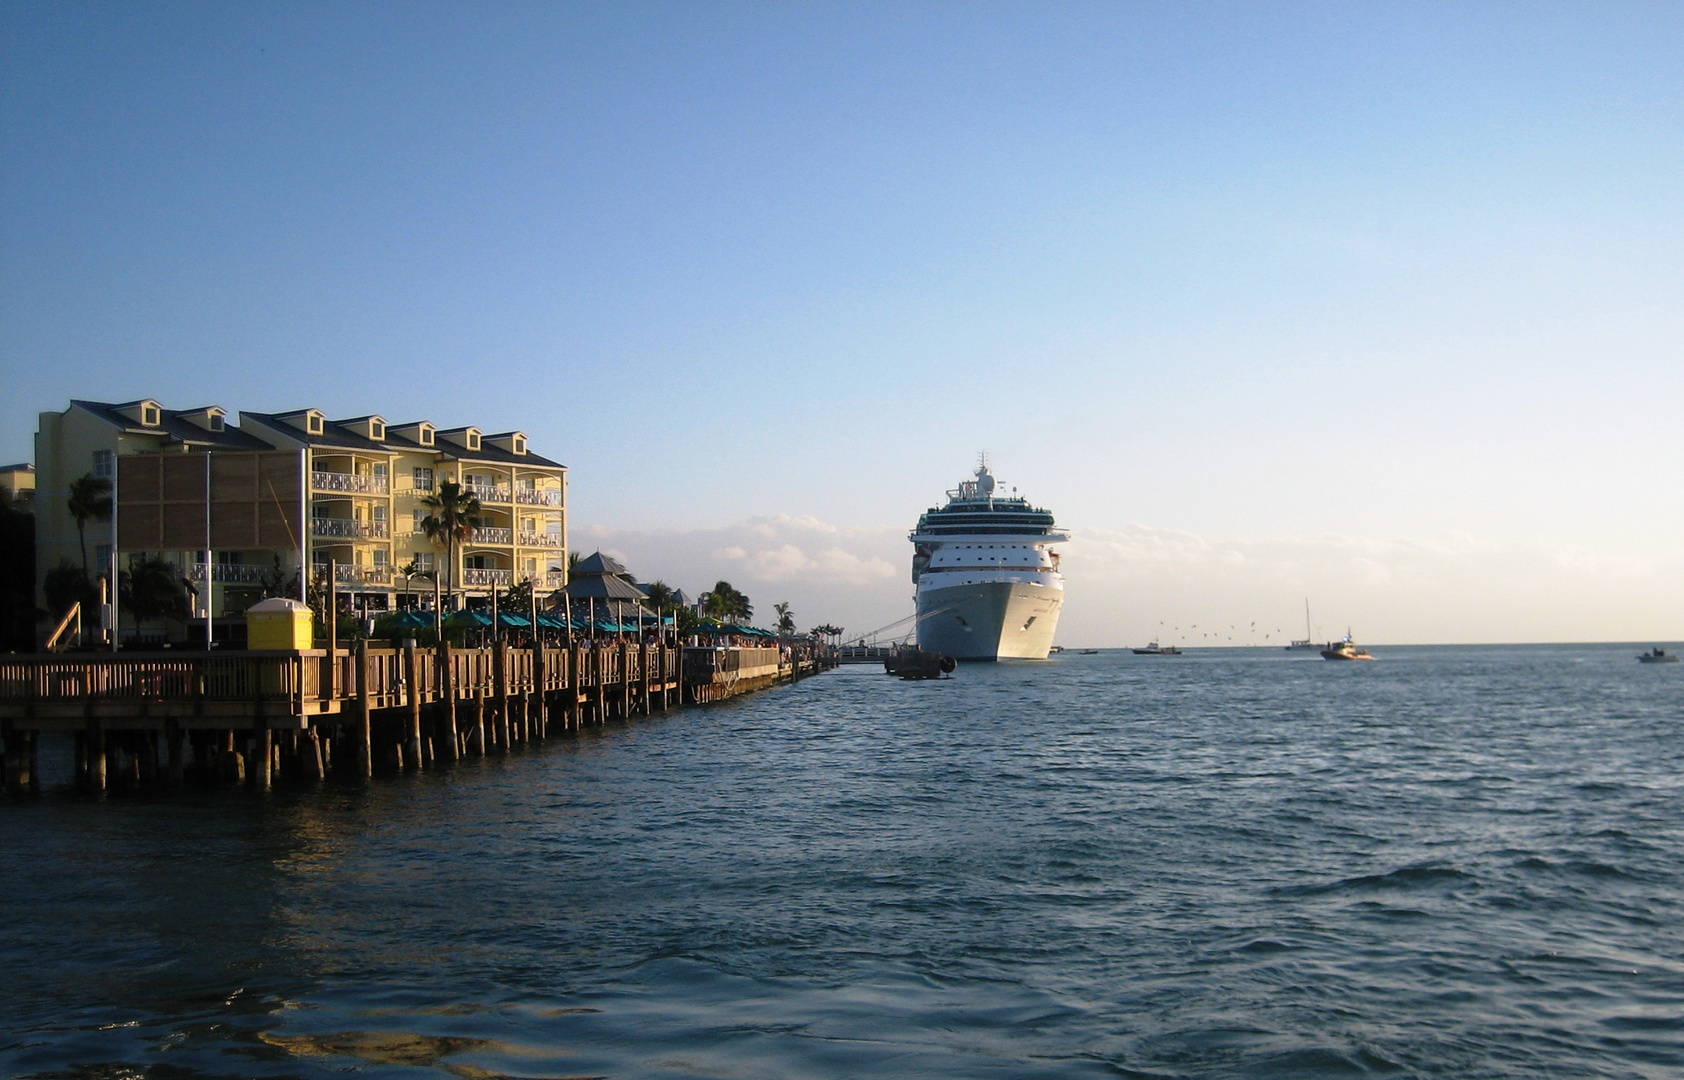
[1132,641,1182,655]
[885,647,957,679]
[1321,631,1374,661]
[1638,647,1679,664]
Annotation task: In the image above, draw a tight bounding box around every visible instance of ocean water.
[2,644,1682,1079]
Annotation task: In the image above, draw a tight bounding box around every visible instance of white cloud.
[576,515,911,637]
[574,516,1684,645]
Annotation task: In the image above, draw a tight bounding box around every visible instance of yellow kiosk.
[246,597,314,650]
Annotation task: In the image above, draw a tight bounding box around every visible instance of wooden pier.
[0,641,835,793]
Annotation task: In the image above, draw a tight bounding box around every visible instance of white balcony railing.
[517,532,564,548]
[187,563,274,584]
[312,470,387,495]
[312,517,388,540]
[316,564,394,586]
[465,483,511,503]
[539,571,566,589]
[462,567,513,588]
[514,488,563,506]
[469,527,512,545]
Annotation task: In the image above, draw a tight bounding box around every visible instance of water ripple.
[3,643,1683,1078]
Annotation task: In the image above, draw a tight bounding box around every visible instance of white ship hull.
[916,579,1063,660]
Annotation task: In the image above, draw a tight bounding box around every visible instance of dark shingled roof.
[550,551,645,603]
[556,575,648,602]
[241,411,391,452]
[571,551,626,576]
[71,400,274,451]
[242,411,564,467]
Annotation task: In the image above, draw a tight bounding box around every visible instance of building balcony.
[188,562,274,584]
[514,488,563,506]
[469,526,512,545]
[313,470,388,495]
[462,567,512,588]
[465,482,510,503]
[312,517,389,540]
[517,532,564,548]
[537,571,566,589]
[314,563,393,587]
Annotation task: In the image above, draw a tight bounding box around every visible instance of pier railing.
[0,640,837,794]
[0,652,323,718]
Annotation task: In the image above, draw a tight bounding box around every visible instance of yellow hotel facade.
[35,400,567,634]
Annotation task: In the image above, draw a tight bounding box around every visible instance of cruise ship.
[911,461,1067,660]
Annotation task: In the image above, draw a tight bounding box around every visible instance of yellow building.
[0,463,34,508]
[32,399,568,643]
[34,400,281,636]
[237,409,568,608]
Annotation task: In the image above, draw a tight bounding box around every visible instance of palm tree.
[774,601,795,635]
[701,582,731,622]
[702,580,752,624]
[121,556,190,638]
[642,580,676,609]
[419,481,482,614]
[66,472,112,579]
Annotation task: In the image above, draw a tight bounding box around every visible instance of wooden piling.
[532,644,547,740]
[437,643,459,762]
[355,639,372,777]
[165,718,184,787]
[253,718,272,790]
[494,643,511,750]
[4,726,25,795]
[641,643,653,717]
[302,729,325,780]
[219,729,242,783]
[404,639,424,769]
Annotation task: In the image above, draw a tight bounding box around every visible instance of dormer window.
[370,420,385,441]
[209,412,224,431]
[420,426,434,446]
[512,436,526,455]
[141,404,161,426]
[467,431,481,451]
[307,413,323,435]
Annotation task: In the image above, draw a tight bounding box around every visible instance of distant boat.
[1078,648,1100,655]
[1049,645,1065,654]
[1321,631,1374,661]
[1638,648,1678,664]
[1133,641,1182,655]
[1285,599,1319,650]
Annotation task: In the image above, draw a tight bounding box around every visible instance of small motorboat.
[1321,631,1374,661]
[1638,648,1679,664]
[1078,648,1100,655]
[1132,641,1182,655]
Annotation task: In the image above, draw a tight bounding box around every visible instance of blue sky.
[4,2,1681,641]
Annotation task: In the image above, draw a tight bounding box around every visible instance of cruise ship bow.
[911,461,1067,660]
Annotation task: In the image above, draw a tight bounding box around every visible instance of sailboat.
[1285,599,1320,651]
